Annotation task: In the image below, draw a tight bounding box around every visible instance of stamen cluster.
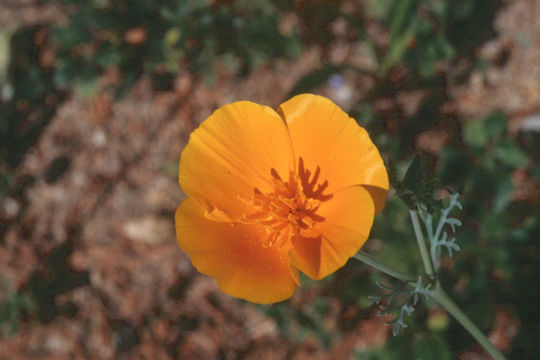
[245,158,332,248]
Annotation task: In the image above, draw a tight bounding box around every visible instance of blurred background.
[0,0,539,359]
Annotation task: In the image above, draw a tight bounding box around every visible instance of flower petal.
[176,198,298,304]
[288,186,375,280]
[180,101,294,221]
[278,94,388,213]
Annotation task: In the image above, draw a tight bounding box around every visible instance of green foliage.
[392,154,443,211]
[51,0,301,93]
[0,26,65,172]
[26,241,90,323]
[370,278,433,336]
[0,288,34,337]
[366,110,537,356]
[369,0,499,78]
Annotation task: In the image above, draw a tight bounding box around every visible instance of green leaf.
[354,102,373,127]
[493,175,514,213]
[365,0,394,18]
[202,68,216,87]
[76,76,100,98]
[0,26,15,84]
[428,0,447,17]
[412,333,452,360]
[403,154,422,194]
[463,120,488,147]
[378,0,419,75]
[532,166,540,182]
[379,25,417,75]
[484,112,507,140]
[493,142,529,168]
[388,0,417,41]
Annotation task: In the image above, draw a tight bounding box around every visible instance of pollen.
[244,158,333,248]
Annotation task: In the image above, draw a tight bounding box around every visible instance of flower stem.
[353,251,415,283]
[353,253,506,359]
[354,252,505,360]
[431,285,506,360]
[409,210,435,277]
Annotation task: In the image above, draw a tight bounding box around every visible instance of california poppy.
[175,94,388,304]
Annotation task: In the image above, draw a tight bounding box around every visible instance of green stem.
[409,210,435,276]
[353,253,506,359]
[432,285,506,360]
[353,251,415,283]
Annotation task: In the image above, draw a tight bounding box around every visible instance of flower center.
[244,157,332,248]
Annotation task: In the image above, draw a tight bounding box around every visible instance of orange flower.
[175,94,388,304]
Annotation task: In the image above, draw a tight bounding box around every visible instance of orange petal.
[176,198,298,304]
[180,101,294,222]
[278,94,388,213]
[288,186,375,280]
